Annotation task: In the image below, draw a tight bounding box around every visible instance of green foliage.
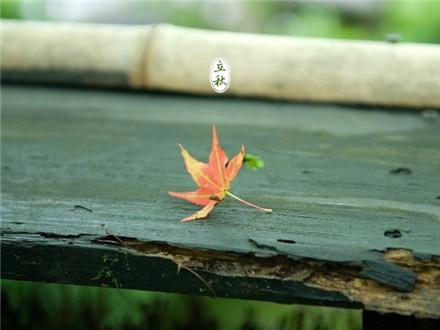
[379,0,440,43]
[3,0,439,44]
[246,0,440,44]
[0,0,21,19]
[2,279,361,330]
[244,153,264,170]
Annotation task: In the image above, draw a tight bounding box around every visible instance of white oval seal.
[210,58,231,93]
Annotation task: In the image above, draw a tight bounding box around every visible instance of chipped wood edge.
[119,238,440,318]
[1,232,439,318]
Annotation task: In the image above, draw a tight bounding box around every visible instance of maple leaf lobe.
[169,125,245,222]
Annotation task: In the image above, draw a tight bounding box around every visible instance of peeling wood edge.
[1,233,357,309]
[1,232,439,318]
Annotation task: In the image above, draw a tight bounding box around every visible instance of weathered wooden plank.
[1,84,439,317]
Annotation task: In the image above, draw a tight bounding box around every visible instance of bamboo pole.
[2,20,440,108]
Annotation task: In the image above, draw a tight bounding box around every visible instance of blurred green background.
[1,0,440,43]
[2,279,361,330]
[1,0,438,329]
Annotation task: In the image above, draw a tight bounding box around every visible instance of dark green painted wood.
[1,84,439,306]
[1,233,357,308]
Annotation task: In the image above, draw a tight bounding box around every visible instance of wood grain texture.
[1,85,440,317]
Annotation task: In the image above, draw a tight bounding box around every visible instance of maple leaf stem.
[225,191,272,213]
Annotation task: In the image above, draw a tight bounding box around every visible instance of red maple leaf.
[169,125,272,222]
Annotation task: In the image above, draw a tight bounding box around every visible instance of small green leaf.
[244,153,264,170]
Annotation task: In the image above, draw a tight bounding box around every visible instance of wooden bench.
[1,84,439,328]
